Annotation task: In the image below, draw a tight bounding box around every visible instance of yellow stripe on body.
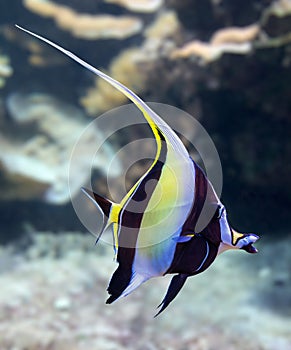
[108,102,164,255]
[73,68,165,255]
[119,106,163,208]
[136,147,191,255]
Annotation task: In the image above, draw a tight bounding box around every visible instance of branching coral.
[171,41,254,62]
[210,25,259,45]
[81,48,146,115]
[145,10,180,40]
[171,24,259,63]
[23,0,143,39]
[0,53,13,88]
[139,11,181,61]
[105,0,164,13]
[80,10,181,115]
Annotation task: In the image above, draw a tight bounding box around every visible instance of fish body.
[16,25,259,316]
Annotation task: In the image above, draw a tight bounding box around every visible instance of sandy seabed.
[0,232,290,350]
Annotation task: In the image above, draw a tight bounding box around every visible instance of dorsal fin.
[15,25,190,164]
[15,25,195,255]
[15,24,194,205]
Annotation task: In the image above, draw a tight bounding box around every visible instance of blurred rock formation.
[2,93,121,203]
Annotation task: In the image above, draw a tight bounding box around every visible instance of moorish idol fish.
[16,25,259,316]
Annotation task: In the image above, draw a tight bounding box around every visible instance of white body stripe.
[219,209,233,245]
[130,156,195,281]
[195,240,209,272]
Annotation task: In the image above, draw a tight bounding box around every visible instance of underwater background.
[0,0,290,349]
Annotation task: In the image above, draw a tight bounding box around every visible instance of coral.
[171,24,259,63]
[3,25,66,68]
[0,53,13,88]
[23,0,143,39]
[171,40,253,63]
[268,0,291,16]
[259,0,291,45]
[210,24,259,45]
[133,10,181,63]
[81,48,146,115]
[81,11,180,115]
[2,93,121,203]
[105,0,164,13]
[145,10,180,40]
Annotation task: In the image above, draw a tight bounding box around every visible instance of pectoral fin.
[172,235,194,243]
[155,273,188,317]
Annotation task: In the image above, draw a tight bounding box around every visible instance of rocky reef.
[0,231,290,349]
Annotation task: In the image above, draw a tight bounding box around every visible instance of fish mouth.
[242,243,258,253]
[242,234,259,254]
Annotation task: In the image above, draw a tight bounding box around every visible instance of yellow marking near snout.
[232,229,245,246]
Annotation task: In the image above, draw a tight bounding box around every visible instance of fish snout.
[240,234,259,254]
